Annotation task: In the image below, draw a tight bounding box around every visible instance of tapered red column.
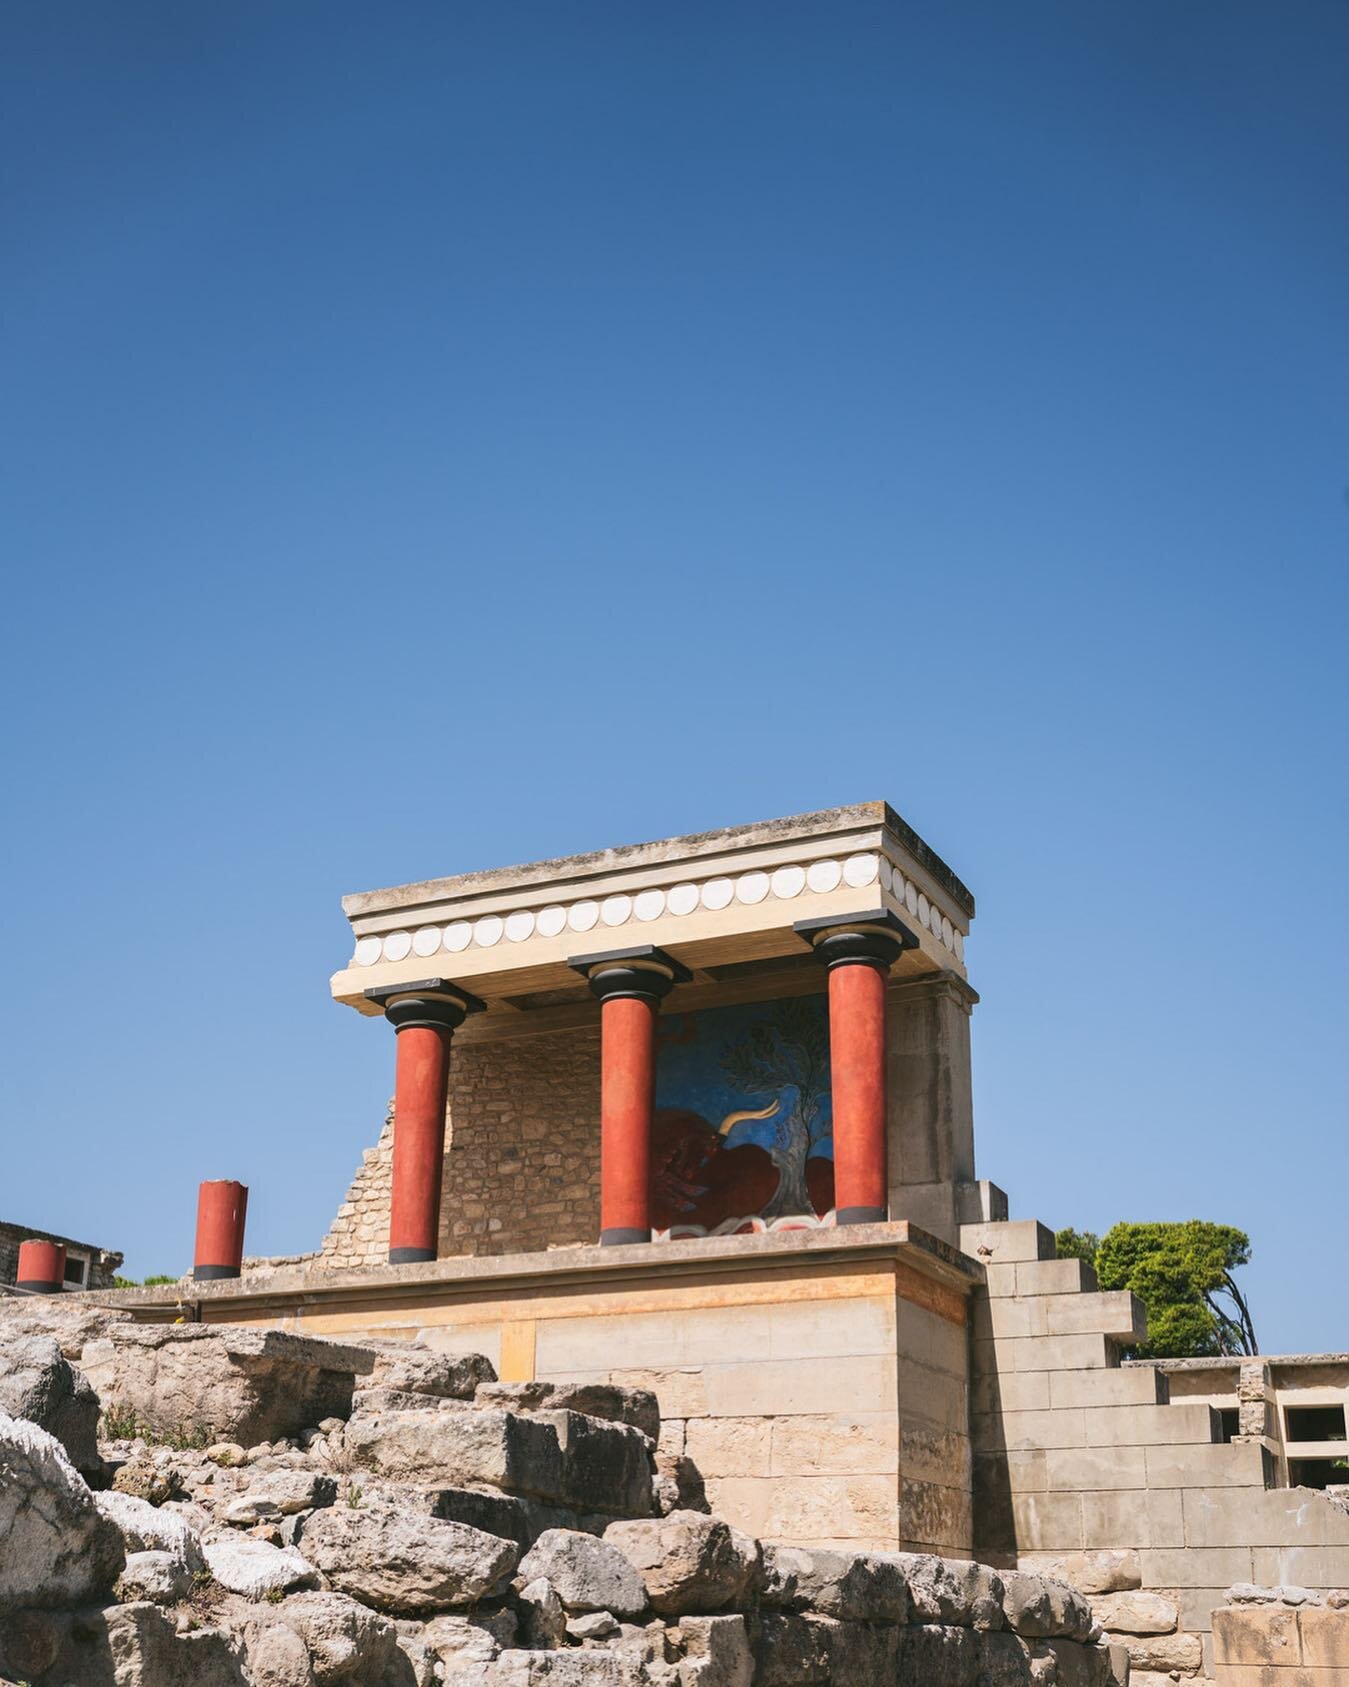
[796,909,917,1225]
[17,1238,65,1294]
[194,1180,249,1280]
[366,979,484,1264]
[570,945,690,1245]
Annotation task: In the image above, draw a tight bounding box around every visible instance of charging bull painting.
[651,995,835,1238]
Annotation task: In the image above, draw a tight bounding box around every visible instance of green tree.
[1054,1228,1100,1266]
[1073,1221,1258,1359]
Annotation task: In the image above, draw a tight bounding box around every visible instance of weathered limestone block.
[677,1613,756,1685]
[1025,1637,1114,1686]
[264,1589,409,1683]
[116,1548,194,1604]
[802,1613,900,1682]
[604,1511,759,1616]
[753,1610,831,1684]
[885,1552,1006,1629]
[0,1299,131,1359]
[518,1528,649,1619]
[1212,1601,1303,1668]
[341,1406,565,1500]
[300,1502,519,1614]
[1030,1551,1142,1596]
[1,1603,246,1687]
[1110,1627,1203,1674]
[0,1331,102,1472]
[0,1410,124,1608]
[203,1533,319,1599]
[518,1576,569,1647]
[243,1468,338,1515]
[81,1325,376,1445]
[1092,1589,1178,1635]
[758,1544,910,1623]
[899,1622,981,1683]
[95,1487,206,1572]
[241,1618,317,1687]
[364,1341,496,1399]
[477,1380,661,1442]
[539,1409,655,1517]
[1001,1571,1096,1642]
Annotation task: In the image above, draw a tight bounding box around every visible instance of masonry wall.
[0,1220,122,1290]
[320,1028,601,1269]
[963,1216,1349,1682]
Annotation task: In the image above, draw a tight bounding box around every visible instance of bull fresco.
[651,994,835,1237]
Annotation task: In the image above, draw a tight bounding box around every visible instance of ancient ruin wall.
[321,1028,601,1268]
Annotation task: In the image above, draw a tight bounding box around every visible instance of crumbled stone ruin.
[0,1300,1137,1687]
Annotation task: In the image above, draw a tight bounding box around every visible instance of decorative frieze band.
[350,850,966,970]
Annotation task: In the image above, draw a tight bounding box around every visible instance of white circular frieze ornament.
[474,915,503,948]
[382,931,412,963]
[878,858,894,892]
[806,858,842,894]
[917,894,930,927]
[505,910,535,943]
[843,853,879,888]
[601,894,633,927]
[701,878,734,911]
[954,929,965,961]
[736,871,770,904]
[568,900,600,933]
[634,889,666,922]
[941,915,953,948]
[536,905,567,939]
[443,922,472,953]
[354,936,383,967]
[412,926,442,957]
[771,865,806,899]
[667,882,699,916]
[905,880,919,915]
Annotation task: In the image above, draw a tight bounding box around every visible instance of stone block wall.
[321,1028,602,1269]
[1213,1593,1349,1683]
[964,1216,1349,1680]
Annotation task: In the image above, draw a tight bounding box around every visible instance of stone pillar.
[570,945,690,1245]
[16,1238,65,1294]
[887,972,980,1244]
[796,910,916,1225]
[193,1180,249,1281]
[366,979,485,1264]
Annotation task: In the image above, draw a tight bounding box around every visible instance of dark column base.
[601,1227,652,1246]
[836,1206,888,1226]
[389,1246,437,1265]
[15,1279,63,1294]
[193,1263,242,1281]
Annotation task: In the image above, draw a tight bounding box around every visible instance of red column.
[827,960,890,1223]
[17,1238,65,1293]
[194,1180,248,1280]
[795,909,917,1226]
[365,980,485,1265]
[570,946,690,1245]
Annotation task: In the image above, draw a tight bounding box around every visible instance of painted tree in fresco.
[719,998,830,1218]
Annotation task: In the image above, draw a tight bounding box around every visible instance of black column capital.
[569,944,692,1005]
[794,908,919,973]
[364,978,487,1032]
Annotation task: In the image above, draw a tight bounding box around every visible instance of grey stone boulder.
[116,1548,194,1604]
[340,1406,565,1500]
[265,1589,411,1683]
[1034,1550,1142,1596]
[243,1468,338,1516]
[0,1298,130,1359]
[364,1341,496,1399]
[801,1613,900,1683]
[754,1610,831,1684]
[517,1577,569,1647]
[1027,1636,1115,1685]
[0,1409,124,1607]
[477,1380,661,1442]
[759,1544,909,1623]
[95,1486,207,1572]
[422,1607,520,1666]
[241,1618,318,1687]
[604,1511,758,1617]
[203,1533,319,1599]
[883,1552,1006,1629]
[301,1501,519,1614]
[0,1330,103,1471]
[80,1324,376,1445]
[899,1622,981,1683]
[519,1528,649,1619]
[1091,1588,1179,1635]
[677,1614,756,1685]
[539,1409,655,1516]
[3,1602,247,1687]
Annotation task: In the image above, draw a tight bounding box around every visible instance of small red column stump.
[16,1238,66,1294]
[194,1180,249,1280]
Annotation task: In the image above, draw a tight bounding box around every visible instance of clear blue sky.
[3,3,1345,1350]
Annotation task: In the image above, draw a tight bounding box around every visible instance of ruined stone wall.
[320,1029,601,1269]
[0,1221,122,1290]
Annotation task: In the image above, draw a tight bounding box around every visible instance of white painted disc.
[412,926,441,957]
[634,889,666,922]
[736,871,770,904]
[667,882,699,916]
[354,936,382,967]
[941,915,953,948]
[905,880,919,915]
[443,922,472,953]
[954,929,965,961]
[701,878,734,911]
[505,910,536,943]
[536,905,567,939]
[568,900,600,933]
[843,852,879,888]
[382,931,412,963]
[601,894,633,927]
[806,858,842,894]
[878,858,894,891]
[474,915,503,948]
[771,865,806,899]
[917,894,930,927]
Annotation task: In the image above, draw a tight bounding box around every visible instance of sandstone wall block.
[1092,1588,1179,1635]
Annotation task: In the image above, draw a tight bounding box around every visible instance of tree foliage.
[1056,1220,1258,1359]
